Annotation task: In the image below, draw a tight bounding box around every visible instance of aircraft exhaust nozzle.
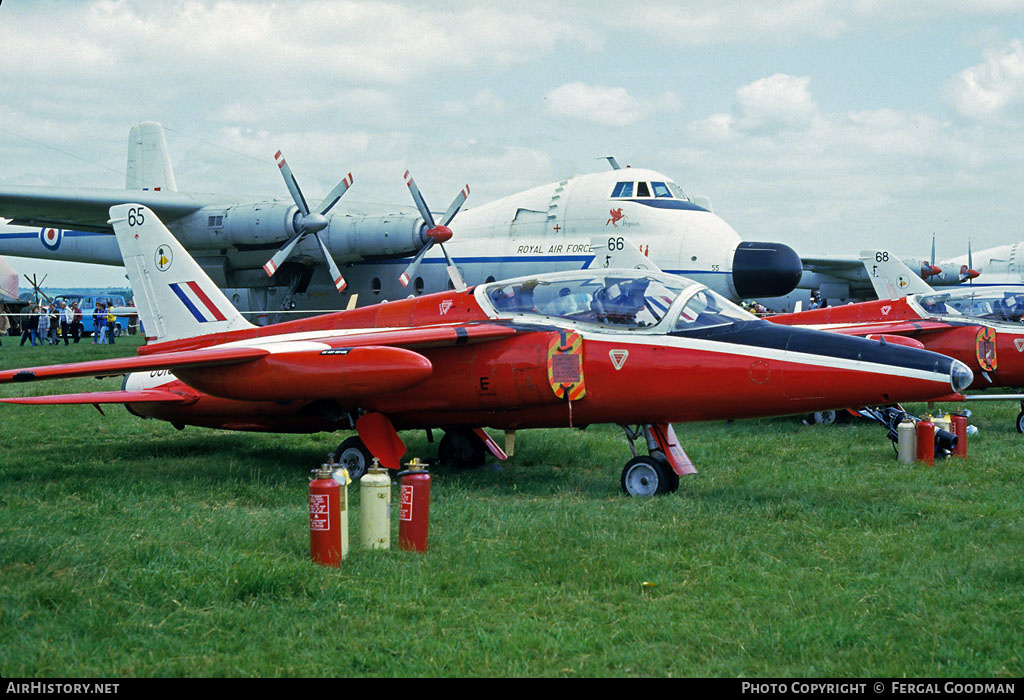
[731,241,803,298]
[951,360,973,393]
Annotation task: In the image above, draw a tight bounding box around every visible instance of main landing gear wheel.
[620,456,679,497]
[335,436,373,480]
[1016,411,1024,434]
[438,428,486,469]
[806,409,846,425]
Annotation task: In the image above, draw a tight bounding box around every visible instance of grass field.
[0,337,1021,677]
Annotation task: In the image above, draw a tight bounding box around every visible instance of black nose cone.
[732,241,803,298]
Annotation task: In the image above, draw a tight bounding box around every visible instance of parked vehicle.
[53,294,137,337]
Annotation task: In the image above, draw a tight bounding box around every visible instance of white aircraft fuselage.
[0,126,802,317]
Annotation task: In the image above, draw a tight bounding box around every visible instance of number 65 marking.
[127,207,145,227]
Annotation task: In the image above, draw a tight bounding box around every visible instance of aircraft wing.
[0,389,192,405]
[800,254,865,272]
[809,319,954,337]
[0,186,218,232]
[141,322,519,355]
[0,346,269,385]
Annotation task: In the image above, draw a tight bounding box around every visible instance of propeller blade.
[930,233,936,268]
[439,241,467,291]
[316,172,354,216]
[263,233,303,277]
[275,150,310,216]
[312,233,347,292]
[403,170,435,228]
[399,241,434,288]
[440,185,470,226]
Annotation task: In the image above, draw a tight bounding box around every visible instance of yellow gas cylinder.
[332,464,352,560]
[934,415,951,434]
[897,417,917,464]
[359,459,392,550]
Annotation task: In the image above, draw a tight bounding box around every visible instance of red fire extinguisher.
[398,458,431,552]
[916,418,935,467]
[951,413,968,458]
[309,463,344,566]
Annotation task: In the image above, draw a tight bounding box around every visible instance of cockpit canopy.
[915,287,1024,324]
[478,270,756,332]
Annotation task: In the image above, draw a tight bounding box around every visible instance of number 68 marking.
[127,207,145,227]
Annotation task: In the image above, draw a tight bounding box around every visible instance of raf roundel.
[39,228,62,251]
[155,245,173,272]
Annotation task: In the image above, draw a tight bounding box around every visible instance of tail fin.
[125,122,178,192]
[859,250,934,299]
[586,235,661,272]
[109,204,254,342]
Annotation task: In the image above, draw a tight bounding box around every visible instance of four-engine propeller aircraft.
[0,122,803,318]
[0,206,974,495]
[771,255,1024,431]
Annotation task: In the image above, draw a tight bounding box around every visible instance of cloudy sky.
[2,1,1024,286]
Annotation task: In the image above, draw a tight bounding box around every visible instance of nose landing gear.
[619,423,694,496]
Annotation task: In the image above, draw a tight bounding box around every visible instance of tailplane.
[108,204,254,342]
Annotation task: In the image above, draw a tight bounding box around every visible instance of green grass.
[0,337,1021,677]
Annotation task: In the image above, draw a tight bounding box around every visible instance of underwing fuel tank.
[731,241,804,298]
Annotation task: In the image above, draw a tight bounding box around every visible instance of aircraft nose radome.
[731,242,803,298]
[951,360,973,393]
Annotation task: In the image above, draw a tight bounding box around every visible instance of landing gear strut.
[438,427,487,469]
[618,424,682,496]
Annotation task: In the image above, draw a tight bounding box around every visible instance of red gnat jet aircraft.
[771,283,1024,432]
[0,206,973,495]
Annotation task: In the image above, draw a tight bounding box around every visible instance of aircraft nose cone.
[732,241,803,298]
[951,360,974,393]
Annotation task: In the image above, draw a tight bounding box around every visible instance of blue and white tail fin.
[108,204,254,342]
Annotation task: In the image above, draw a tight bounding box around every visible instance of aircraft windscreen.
[485,273,691,328]
[674,289,755,332]
[918,289,1024,324]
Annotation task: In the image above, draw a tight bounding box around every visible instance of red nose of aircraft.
[731,241,804,298]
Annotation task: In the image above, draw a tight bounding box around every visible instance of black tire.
[621,456,677,496]
[335,436,373,480]
[1017,411,1024,434]
[113,324,122,338]
[438,428,486,469]
[807,409,844,426]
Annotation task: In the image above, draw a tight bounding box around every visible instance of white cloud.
[543,83,681,127]
[2,2,602,86]
[946,40,1024,121]
[736,74,818,131]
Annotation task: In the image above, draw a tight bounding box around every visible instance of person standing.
[60,301,73,345]
[71,302,83,343]
[92,303,103,344]
[37,304,51,347]
[0,303,9,346]
[105,305,116,345]
[20,306,38,346]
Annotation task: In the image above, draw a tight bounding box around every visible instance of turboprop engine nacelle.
[174,204,428,264]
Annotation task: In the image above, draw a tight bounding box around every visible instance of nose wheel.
[621,455,679,496]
